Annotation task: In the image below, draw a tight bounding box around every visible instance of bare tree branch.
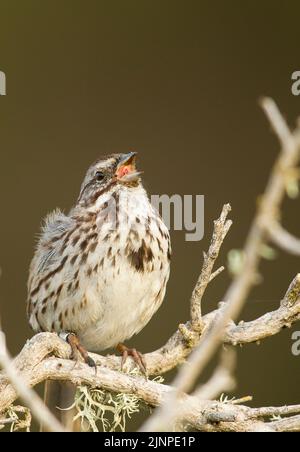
[2,269,299,418]
[268,221,300,256]
[190,204,232,331]
[223,97,300,321]
[0,267,298,432]
[0,330,66,432]
[261,97,294,147]
[0,333,300,432]
[194,349,236,400]
[268,414,300,432]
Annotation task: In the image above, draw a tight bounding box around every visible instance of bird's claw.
[117,343,147,376]
[66,332,97,374]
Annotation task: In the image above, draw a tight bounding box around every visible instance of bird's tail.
[41,380,80,432]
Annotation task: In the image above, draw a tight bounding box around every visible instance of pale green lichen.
[285,278,300,306]
[3,405,32,432]
[219,393,236,404]
[270,414,282,421]
[219,394,253,405]
[69,373,164,432]
[72,385,141,432]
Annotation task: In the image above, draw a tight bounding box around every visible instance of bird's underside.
[27,153,171,371]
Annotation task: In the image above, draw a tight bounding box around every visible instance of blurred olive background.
[0,0,300,430]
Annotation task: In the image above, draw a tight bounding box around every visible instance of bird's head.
[77,152,143,207]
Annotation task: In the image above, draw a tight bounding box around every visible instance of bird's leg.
[63,332,96,369]
[116,343,147,375]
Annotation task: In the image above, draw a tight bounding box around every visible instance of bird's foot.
[63,332,97,370]
[116,343,147,375]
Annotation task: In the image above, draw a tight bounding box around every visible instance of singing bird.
[27,153,171,371]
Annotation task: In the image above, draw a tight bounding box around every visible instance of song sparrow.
[27,153,171,371]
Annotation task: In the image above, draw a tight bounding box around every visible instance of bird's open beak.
[115,152,142,182]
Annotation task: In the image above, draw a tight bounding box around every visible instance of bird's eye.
[95,171,105,181]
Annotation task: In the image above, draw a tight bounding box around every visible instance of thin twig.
[194,348,236,400]
[209,266,225,282]
[190,204,232,331]
[268,221,300,256]
[261,97,294,147]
